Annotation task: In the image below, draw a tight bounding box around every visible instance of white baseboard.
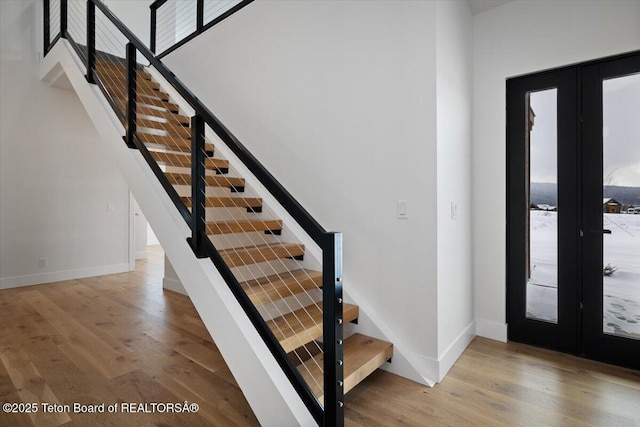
[162,276,188,296]
[0,263,131,290]
[135,250,147,260]
[437,320,476,382]
[476,318,507,342]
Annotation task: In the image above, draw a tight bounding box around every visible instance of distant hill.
[530,183,558,206]
[531,183,640,207]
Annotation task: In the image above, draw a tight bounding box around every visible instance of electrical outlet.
[39,257,47,268]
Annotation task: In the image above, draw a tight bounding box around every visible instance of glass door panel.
[527,88,559,323]
[602,73,640,340]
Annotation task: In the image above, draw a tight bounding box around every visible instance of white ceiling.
[467,0,513,15]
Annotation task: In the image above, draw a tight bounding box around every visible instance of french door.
[507,51,640,369]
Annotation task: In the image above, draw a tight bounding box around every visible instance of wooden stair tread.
[241,269,321,306]
[206,219,282,235]
[115,100,189,124]
[96,61,153,79]
[95,65,153,82]
[138,133,214,153]
[138,133,191,153]
[137,118,191,137]
[111,92,179,112]
[131,80,169,101]
[149,150,228,170]
[268,304,359,354]
[166,173,243,190]
[181,196,262,209]
[299,333,393,401]
[130,103,189,125]
[217,243,304,268]
[139,79,161,90]
[100,77,166,99]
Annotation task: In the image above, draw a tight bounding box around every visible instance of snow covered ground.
[527,211,640,340]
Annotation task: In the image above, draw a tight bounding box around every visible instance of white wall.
[131,195,148,260]
[0,0,131,288]
[435,0,474,380]
[161,0,479,382]
[102,0,154,48]
[164,0,443,371]
[473,0,640,340]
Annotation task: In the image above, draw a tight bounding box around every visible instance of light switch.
[397,200,408,219]
[451,202,458,220]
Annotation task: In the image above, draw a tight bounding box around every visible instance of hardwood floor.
[1,247,639,426]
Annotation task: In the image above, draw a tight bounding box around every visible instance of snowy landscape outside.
[527,210,640,340]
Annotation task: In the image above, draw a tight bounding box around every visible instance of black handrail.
[44,1,344,424]
[150,0,168,9]
[93,0,330,246]
[150,0,254,59]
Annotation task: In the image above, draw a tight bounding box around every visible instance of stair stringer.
[40,39,316,427]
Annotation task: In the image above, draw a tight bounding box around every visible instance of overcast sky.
[529,88,557,184]
[529,73,639,187]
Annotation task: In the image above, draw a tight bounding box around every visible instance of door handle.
[590,229,612,234]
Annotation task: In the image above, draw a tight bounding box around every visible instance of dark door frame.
[507,67,579,353]
[506,50,640,368]
[582,53,640,370]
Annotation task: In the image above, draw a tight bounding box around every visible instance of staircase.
[42,1,393,425]
[98,56,393,404]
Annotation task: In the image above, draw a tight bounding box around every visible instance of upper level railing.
[150,0,254,59]
[42,1,344,425]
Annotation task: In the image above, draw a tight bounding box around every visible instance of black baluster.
[86,0,96,84]
[124,42,137,149]
[190,114,207,258]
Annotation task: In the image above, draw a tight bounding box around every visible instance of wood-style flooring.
[1,246,639,426]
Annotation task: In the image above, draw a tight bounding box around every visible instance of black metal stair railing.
[43,0,62,56]
[149,0,254,59]
[42,1,344,425]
